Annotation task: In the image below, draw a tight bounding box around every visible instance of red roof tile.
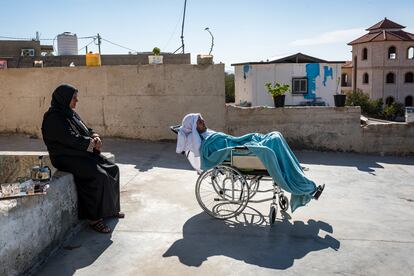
[348,30,414,45]
[366,18,405,31]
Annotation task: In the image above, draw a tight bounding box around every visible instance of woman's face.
[196,117,207,133]
[69,92,78,109]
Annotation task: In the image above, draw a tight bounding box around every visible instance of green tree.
[225,72,235,103]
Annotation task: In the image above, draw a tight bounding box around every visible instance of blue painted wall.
[305,63,320,99]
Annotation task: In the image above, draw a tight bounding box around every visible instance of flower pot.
[273,95,285,108]
[334,94,346,107]
[148,55,163,64]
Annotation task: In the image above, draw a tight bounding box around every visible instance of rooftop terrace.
[1,134,414,275]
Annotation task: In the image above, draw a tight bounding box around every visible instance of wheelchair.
[171,125,290,225]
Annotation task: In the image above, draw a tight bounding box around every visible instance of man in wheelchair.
[175,113,324,213]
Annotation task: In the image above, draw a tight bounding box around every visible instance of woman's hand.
[93,136,102,151]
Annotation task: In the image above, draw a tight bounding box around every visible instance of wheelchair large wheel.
[195,165,250,220]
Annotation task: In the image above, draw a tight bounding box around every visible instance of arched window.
[386,72,395,84]
[408,47,414,59]
[405,72,414,83]
[388,46,397,59]
[341,73,348,86]
[385,96,395,106]
[362,48,368,60]
[363,73,369,84]
[405,96,413,106]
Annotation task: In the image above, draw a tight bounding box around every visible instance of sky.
[1,0,414,71]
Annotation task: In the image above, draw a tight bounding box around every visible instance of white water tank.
[57,32,78,56]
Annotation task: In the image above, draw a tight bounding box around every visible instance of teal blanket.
[200,131,316,212]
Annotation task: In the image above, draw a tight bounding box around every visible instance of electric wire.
[100,38,138,53]
[78,39,96,52]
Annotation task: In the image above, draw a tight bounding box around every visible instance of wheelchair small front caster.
[269,204,277,225]
[279,194,289,212]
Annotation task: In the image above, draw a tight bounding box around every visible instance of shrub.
[225,72,235,103]
[152,47,161,55]
[383,102,405,120]
[265,82,290,97]
[346,90,384,117]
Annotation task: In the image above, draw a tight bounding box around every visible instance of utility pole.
[180,0,187,54]
[174,0,187,54]
[97,33,102,55]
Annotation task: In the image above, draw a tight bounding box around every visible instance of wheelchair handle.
[170,125,181,135]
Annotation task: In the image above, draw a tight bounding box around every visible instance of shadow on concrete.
[105,139,193,172]
[296,151,414,174]
[36,219,119,276]
[163,208,340,270]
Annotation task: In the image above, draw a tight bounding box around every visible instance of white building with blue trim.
[232,53,344,107]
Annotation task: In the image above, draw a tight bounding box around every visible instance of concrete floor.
[1,134,414,276]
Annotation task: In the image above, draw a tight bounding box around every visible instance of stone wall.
[0,64,226,139]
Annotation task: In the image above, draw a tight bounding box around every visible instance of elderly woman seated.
[42,84,124,234]
[176,113,324,212]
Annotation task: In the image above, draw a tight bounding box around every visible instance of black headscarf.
[43,84,91,137]
[50,84,78,117]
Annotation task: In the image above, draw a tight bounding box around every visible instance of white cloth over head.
[176,113,203,157]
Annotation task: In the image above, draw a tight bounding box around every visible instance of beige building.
[341,61,353,93]
[347,18,414,106]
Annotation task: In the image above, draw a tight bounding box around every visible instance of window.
[408,47,414,59]
[405,72,414,83]
[292,78,308,94]
[385,96,395,106]
[341,73,348,86]
[405,96,413,106]
[386,72,395,84]
[388,46,397,59]
[363,73,369,84]
[362,48,368,60]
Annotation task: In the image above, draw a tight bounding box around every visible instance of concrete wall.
[2,53,191,68]
[0,171,78,276]
[0,64,226,139]
[225,105,414,155]
[226,105,362,152]
[234,63,342,107]
[352,41,414,102]
[361,123,414,154]
[0,40,42,58]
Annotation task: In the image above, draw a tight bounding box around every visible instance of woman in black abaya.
[42,84,123,233]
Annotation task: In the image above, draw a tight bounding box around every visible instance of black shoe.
[313,184,325,200]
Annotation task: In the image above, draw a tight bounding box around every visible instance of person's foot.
[116,212,125,219]
[313,184,325,200]
[89,220,111,233]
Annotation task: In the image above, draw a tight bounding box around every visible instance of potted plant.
[265,82,290,107]
[334,77,346,107]
[148,47,163,64]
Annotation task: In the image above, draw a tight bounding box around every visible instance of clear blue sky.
[1,0,413,71]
